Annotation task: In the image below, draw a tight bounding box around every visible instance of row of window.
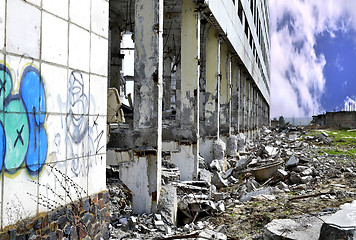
[235,0,270,92]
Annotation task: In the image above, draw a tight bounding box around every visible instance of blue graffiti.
[0,64,47,176]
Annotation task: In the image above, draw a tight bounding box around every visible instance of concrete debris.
[240,187,272,202]
[210,159,225,172]
[157,185,178,225]
[198,168,213,183]
[263,215,326,240]
[162,161,180,184]
[319,201,356,240]
[317,132,333,145]
[286,155,299,167]
[213,138,226,160]
[211,172,229,188]
[107,125,356,240]
[226,135,238,156]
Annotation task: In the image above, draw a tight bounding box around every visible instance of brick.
[98,192,103,200]
[15,222,26,234]
[25,220,37,231]
[34,219,42,230]
[49,211,59,223]
[16,234,27,240]
[85,222,92,238]
[103,192,110,204]
[0,232,9,240]
[49,232,56,240]
[69,226,78,240]
[82,213,92,225]
[57,207,67,217]
[64,225,71,237]
[57,216,67,229]
[98,199,104,209]
[78,226,86,239]
[49,222,57,232]
[93,223,100,236]
[83,199,90,212]
[41,214,49,228]
[100,223,109,240]
[8,229,16,239]
[41,226,50,236]
[91,196,98,205]
[66,209,74,225]
[56,230,63,239]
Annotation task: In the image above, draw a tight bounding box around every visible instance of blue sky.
[269,0,356,118]
[315,30,356,112]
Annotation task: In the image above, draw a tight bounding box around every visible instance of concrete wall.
[0,0,108,229]
[313,112,356,129]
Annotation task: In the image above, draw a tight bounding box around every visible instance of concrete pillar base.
[111,150,161,214]
[170,142,198,181]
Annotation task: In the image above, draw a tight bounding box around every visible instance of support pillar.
[122,0,163,214]
[163,55,172,111]
[171,0,200,180]
[200,23,220,164]
[204,24,220,136]
[231,57,239,133]
[219,42,231,135]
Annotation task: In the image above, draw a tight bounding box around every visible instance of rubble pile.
[107,126,356,239]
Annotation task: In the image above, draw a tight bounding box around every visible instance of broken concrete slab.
[211,172,229,188]
[210,159,225,172]
[199,168,213,183]
[213,138,226,160]
[319,201,356,240]
[286,155,299,168]
[263,215,326,240]
[240,187,272,202]
[264,146,278,157]
[317,133,333,145]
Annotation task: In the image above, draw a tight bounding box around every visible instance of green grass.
[309,129,356,157]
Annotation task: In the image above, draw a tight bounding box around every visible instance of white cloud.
[270,0,356,118]
[343,96,356,111]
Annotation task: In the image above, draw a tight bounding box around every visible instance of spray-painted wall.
[0,0,108,229]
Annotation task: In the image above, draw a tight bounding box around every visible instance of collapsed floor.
[106,126,356,240]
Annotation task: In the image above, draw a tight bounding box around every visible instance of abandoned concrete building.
[107,0,270,214]
[0,0,269,238]
[313,111,356,129]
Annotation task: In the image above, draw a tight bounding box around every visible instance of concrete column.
[204,24,220,136]
[109,30,122,89]
[199,24,220,164]
[243,76,247,135]
[171,0,200,181]
[163,55,172,111]
[129,0,163,214]
[240,71,245,133]
[231,57,239,133]
[247,79,251,139]
[219,42,230,135]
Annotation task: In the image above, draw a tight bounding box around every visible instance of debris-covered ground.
[107,125,356,240]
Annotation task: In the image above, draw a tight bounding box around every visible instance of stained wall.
[0,0,108,229]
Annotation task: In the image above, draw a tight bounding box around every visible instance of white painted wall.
[0,0,108,229]
[206,0,270,104]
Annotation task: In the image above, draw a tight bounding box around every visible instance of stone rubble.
[107,125,356,239]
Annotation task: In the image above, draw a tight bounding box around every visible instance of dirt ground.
[204,128,356,240]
